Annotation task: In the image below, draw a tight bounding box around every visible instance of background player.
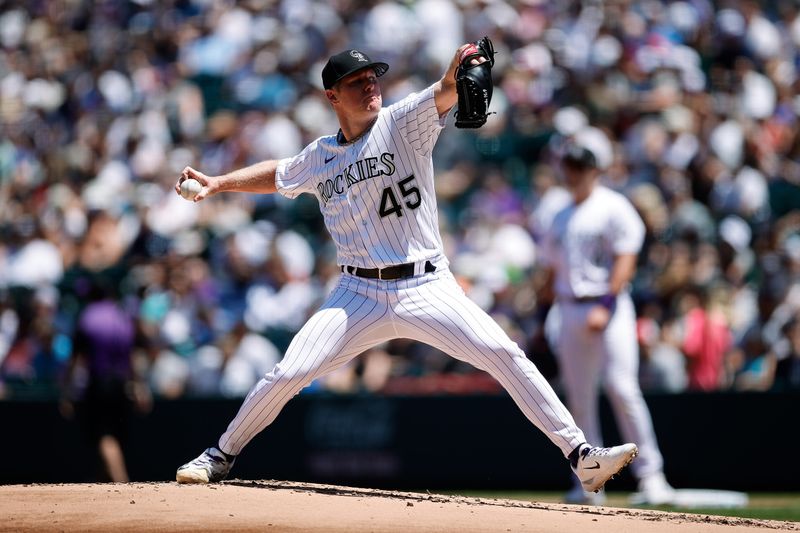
[173,43,637,492]
[539,128,674,505]
[60,280,150,482]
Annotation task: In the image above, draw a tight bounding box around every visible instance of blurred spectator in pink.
[678,286,733,391]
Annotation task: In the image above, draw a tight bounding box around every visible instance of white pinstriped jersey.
[275,85,447,269]
[214,85,590,465]
[540,185,645,299]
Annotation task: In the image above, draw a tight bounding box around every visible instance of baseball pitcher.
[174,40,637,493]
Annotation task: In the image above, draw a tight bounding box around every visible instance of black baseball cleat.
[570,443,638,493]
[176,447,235,484]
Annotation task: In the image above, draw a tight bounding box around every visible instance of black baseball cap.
[322,49,389,90]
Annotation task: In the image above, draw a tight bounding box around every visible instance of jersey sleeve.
[609,195,645,255]
[388,84,446,159]
[274,139,322,199]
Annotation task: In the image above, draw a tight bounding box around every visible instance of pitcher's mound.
[1,480,795,533]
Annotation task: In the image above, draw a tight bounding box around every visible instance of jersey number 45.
[379,175,421,218]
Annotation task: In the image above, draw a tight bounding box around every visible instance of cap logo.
[350,50,368,62]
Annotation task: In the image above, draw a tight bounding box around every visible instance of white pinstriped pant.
[218,267,586,458]
[554,293,664,480]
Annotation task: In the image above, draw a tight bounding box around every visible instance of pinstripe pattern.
[392,270,585,456]
[215,81,588,462]
[219,268,586,457]
[273,85,447,270]
[219,279,397,454]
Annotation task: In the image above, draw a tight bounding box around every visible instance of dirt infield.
[2,480,797,533]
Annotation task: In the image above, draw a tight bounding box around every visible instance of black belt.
[571,296,604,304]
[561,294,617,309]
[341,260,436,280]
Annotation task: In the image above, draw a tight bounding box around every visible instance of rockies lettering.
[274,87,448,269]
[317,152,397,203]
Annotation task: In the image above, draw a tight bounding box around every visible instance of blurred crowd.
[1,0,799,402]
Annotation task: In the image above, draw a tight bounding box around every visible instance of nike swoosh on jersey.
[324,154,336,164]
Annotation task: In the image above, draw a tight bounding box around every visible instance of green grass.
[443,491,800,523]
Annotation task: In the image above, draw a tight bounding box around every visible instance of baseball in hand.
[180,178,203,201]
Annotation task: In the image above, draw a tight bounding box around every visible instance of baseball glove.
[454,36,496,129]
